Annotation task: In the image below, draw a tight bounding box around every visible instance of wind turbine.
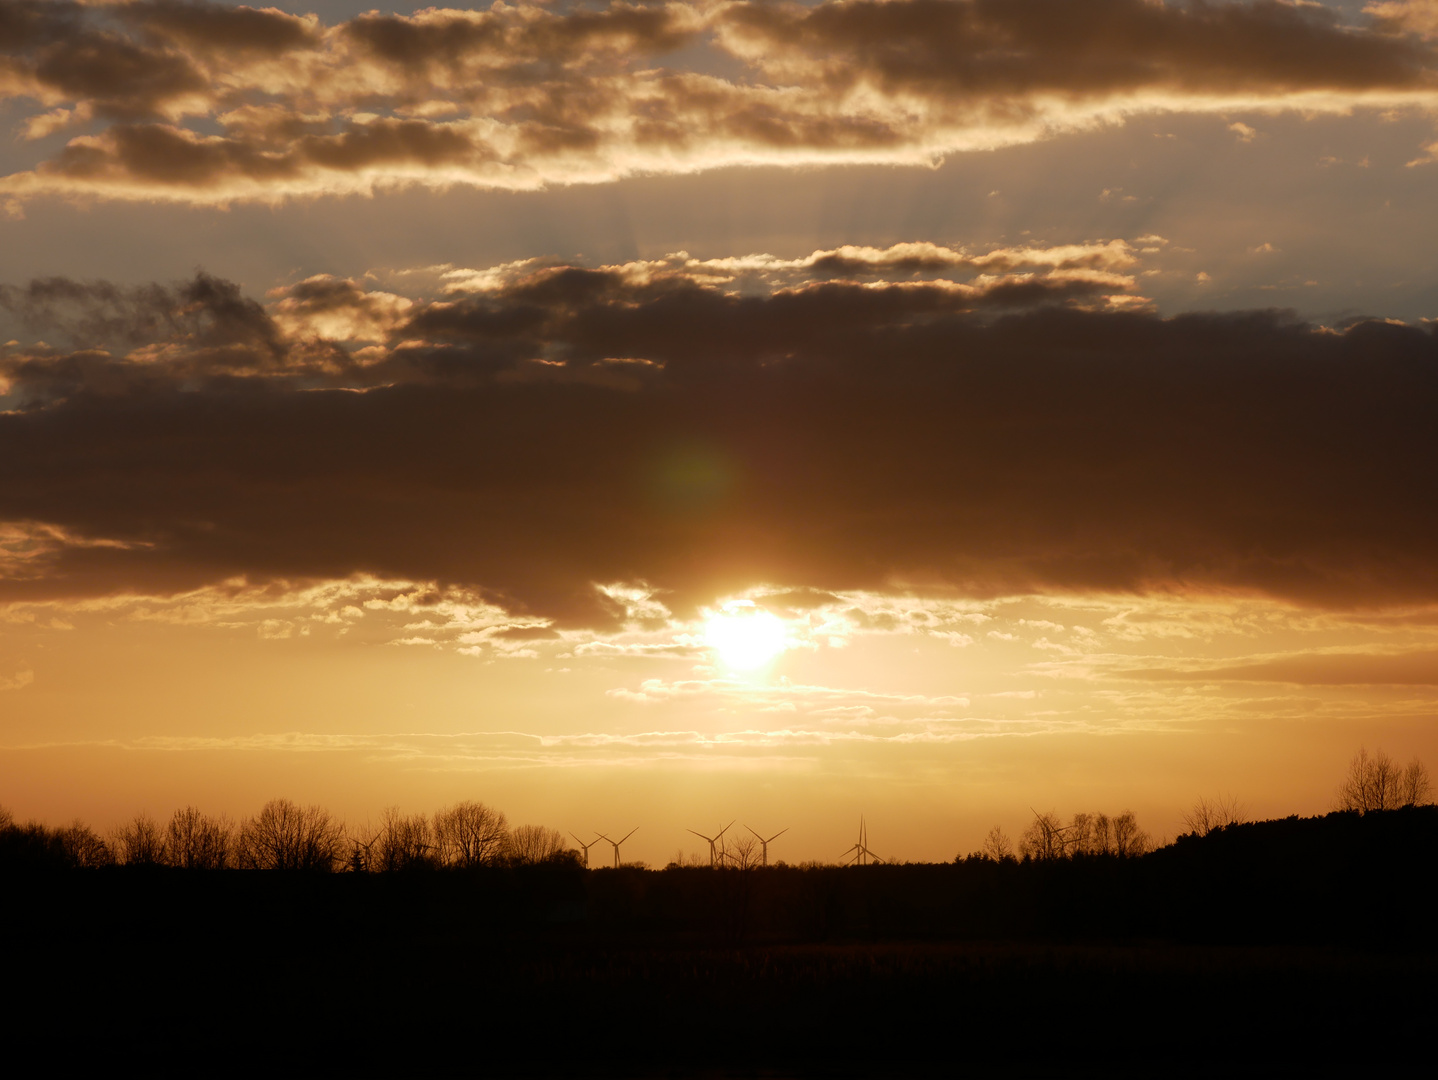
[1028,808,1078,859]
[839,816,883,866]
[745,825,788,867]
[686,821,734,868]
[570,832,601,868]
[595,827,638,868]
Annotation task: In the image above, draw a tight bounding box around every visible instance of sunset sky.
[2,0,1437,864]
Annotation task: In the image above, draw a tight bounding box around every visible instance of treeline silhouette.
[2,747,1431,886]
[3,750,1434,949]
[0,798,575,872]
[4,751,1435,1073]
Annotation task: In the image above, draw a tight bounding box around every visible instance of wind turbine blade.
[687,829,713,842]
[767,828,789,843]
[745,825,762,840]
[619,827,638,844]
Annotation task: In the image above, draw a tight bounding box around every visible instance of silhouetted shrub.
[57,819,112,867]
[0,815,68,870]
[1181,794,1247,837]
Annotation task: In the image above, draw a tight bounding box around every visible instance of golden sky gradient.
[2,0,1437,863]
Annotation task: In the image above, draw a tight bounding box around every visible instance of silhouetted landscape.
[6,756,1435,1074]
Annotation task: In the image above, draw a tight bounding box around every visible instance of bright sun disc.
[705,606,788,670]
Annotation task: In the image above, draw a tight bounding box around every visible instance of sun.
[705,602,789,670]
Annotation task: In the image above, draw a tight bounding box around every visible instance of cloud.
[605,676,969,713]
[0,241,1140,392]
[1,253,1437,623]
[0,519,153,581]
[1,1,1435,204]
[1124,648,1438,685]
[1406,138,1438,165]
[6,718,1066,771]
[1366,1,1438,40]
[0,668,34,691]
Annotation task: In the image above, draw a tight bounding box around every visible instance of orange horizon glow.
[3,0,1437,864]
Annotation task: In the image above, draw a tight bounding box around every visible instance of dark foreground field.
[6,809,1437,1075]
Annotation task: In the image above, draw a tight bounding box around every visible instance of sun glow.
[705,602,789,670]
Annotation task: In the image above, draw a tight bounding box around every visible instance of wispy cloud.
[606,674,968,712]
[3,717,1090,771]
[1120,647,1438,686]
[0,667,33,690]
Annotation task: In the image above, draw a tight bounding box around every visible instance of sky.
[2,0,1437,864]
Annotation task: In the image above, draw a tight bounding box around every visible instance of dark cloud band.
[2,262,1435,622]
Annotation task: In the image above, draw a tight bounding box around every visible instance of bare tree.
[1399,758,1432,807]
[1110,810,1151,856]
[1065,811,1150,856]
[724,834,760,870]
[1092,813,1117,856]
[112,813,166,866]
[165,806,233,869]
[1020,809,1150,860]
[981,825,1014,861]
[1181,794,1247,837]
[375,806,434,872]
[1067,812,1115,856]
[433,801,509,868]
[505,824,568,865]
[1337,747,1397,812]
[237,799,344,871]
[666,849,709,868]
[1336,748,1431,813]
[56,819,112,867]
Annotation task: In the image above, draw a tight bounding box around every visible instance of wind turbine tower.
[686,821,734,868]
[596,827,638,868]
[571,832,601,868]
[840,816,884,866]
[745,825,788,867]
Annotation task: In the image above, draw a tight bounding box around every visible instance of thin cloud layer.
[1,0,1435,203]
[1126,647,1438,684]
[2,246,1436,622]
